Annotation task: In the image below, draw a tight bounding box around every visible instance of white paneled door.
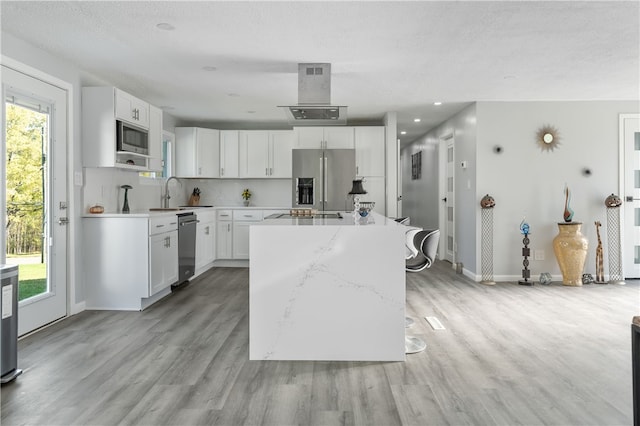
[622,114,640,279]
[440,135,455,264]
[2,65,68,336]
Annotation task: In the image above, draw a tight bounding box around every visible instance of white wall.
[476,101,639,281]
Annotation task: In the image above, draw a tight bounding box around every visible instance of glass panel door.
[2,65,68,335]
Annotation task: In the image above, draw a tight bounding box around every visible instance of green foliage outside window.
[5,104,46,255]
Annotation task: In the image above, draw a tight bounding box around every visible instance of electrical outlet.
[534,249,545,260]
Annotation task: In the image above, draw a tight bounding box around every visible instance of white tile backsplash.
[82,168,292,213]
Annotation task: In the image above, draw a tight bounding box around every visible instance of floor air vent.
[425,316,446,330]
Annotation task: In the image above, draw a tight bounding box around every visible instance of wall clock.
[536,125,560,152]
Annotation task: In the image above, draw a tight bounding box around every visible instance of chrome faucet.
[163,176,181,208]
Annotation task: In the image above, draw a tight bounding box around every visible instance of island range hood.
[279,63,347,126]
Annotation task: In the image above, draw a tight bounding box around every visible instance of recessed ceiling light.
[202,66,217,72]
[433,102,442,106]
[414,118,421,123]
[227,93,240,97]
[400,131,407,135]
[247,110,256,114]
[156,23,175,31]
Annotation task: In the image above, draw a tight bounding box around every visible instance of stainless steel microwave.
[116,120,149,155]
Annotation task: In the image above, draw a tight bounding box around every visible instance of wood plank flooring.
[1,263,638,425]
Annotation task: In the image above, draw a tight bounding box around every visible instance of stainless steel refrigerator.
[292,149,356,211]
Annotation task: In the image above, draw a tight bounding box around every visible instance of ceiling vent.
[279,63,347,126]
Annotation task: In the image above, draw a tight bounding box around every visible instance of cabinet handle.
[244,214,252,217]
[228,224,231,232]
[221,167,224,176]
[205,226,210,235]
[356,166,359,175]
[270,167,273,175]
[165,236,170,247]
[265,167,268,176]
[156,224,165,228]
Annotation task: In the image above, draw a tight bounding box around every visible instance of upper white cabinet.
[175,127,220,178]
[82,86,161,171]
[147,105,163,172]
[270,131,294,178]
[115,88,149,128]
[355,126,385,177]
[219,130,239,178]
[239,130,293,178]
[294,126,354,149]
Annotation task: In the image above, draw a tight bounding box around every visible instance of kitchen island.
[249,211,406,361]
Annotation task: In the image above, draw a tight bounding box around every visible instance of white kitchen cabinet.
[355,126,385,177]
[175,127,220,178]
[149,232,179,296]
[239,130,293,178]
[270,130,294,178]
[82,86,156,171]
[115,88,149,128]
[216,210,233,259]
[147,105,163,172]
[196,210,216,270]
[83,215,178,311]
[294,126,354,149]
[232,210,263,259]
[220,130,239,178]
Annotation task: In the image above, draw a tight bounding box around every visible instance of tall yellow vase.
[552,222,589,286]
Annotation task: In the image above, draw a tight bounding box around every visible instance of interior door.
[622,114,640,279]
[440,136,455,264]
[2,65,68,336]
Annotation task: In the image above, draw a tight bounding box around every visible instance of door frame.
[620,113,640,279]
[1,55,79,319]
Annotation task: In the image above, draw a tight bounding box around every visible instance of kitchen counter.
[82,205,289,218]
[249,211,406,361]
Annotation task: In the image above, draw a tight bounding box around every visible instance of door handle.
[324,156,328,202]
[627,196,639,202]
[442,197,447,202]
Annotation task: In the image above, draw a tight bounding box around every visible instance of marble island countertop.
[257,211,400,227]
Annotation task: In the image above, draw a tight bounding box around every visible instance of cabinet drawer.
[149,215,178,235]
[217,210,233,221]
[233,210,263,221]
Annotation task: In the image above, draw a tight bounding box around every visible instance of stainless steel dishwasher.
[176,212,198,285]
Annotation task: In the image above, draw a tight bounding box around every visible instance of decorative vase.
[243,200,250,207]
[552,222,588,286]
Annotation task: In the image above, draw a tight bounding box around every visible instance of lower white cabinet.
[196,211,216,270]
[216,210,234,259]
[232,210,263,260]
[149,229,178,296]
[83,215,178,311]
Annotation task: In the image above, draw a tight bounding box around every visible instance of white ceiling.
[1,1,638,147]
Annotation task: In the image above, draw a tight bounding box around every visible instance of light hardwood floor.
[1,263,638,425]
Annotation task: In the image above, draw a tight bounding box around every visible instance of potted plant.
[242,188,251,206]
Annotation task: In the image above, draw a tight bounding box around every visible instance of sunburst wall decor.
[536,125,561,152]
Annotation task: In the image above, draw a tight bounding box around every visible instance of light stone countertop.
[256,211,401,227]
[82,206,290,218]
